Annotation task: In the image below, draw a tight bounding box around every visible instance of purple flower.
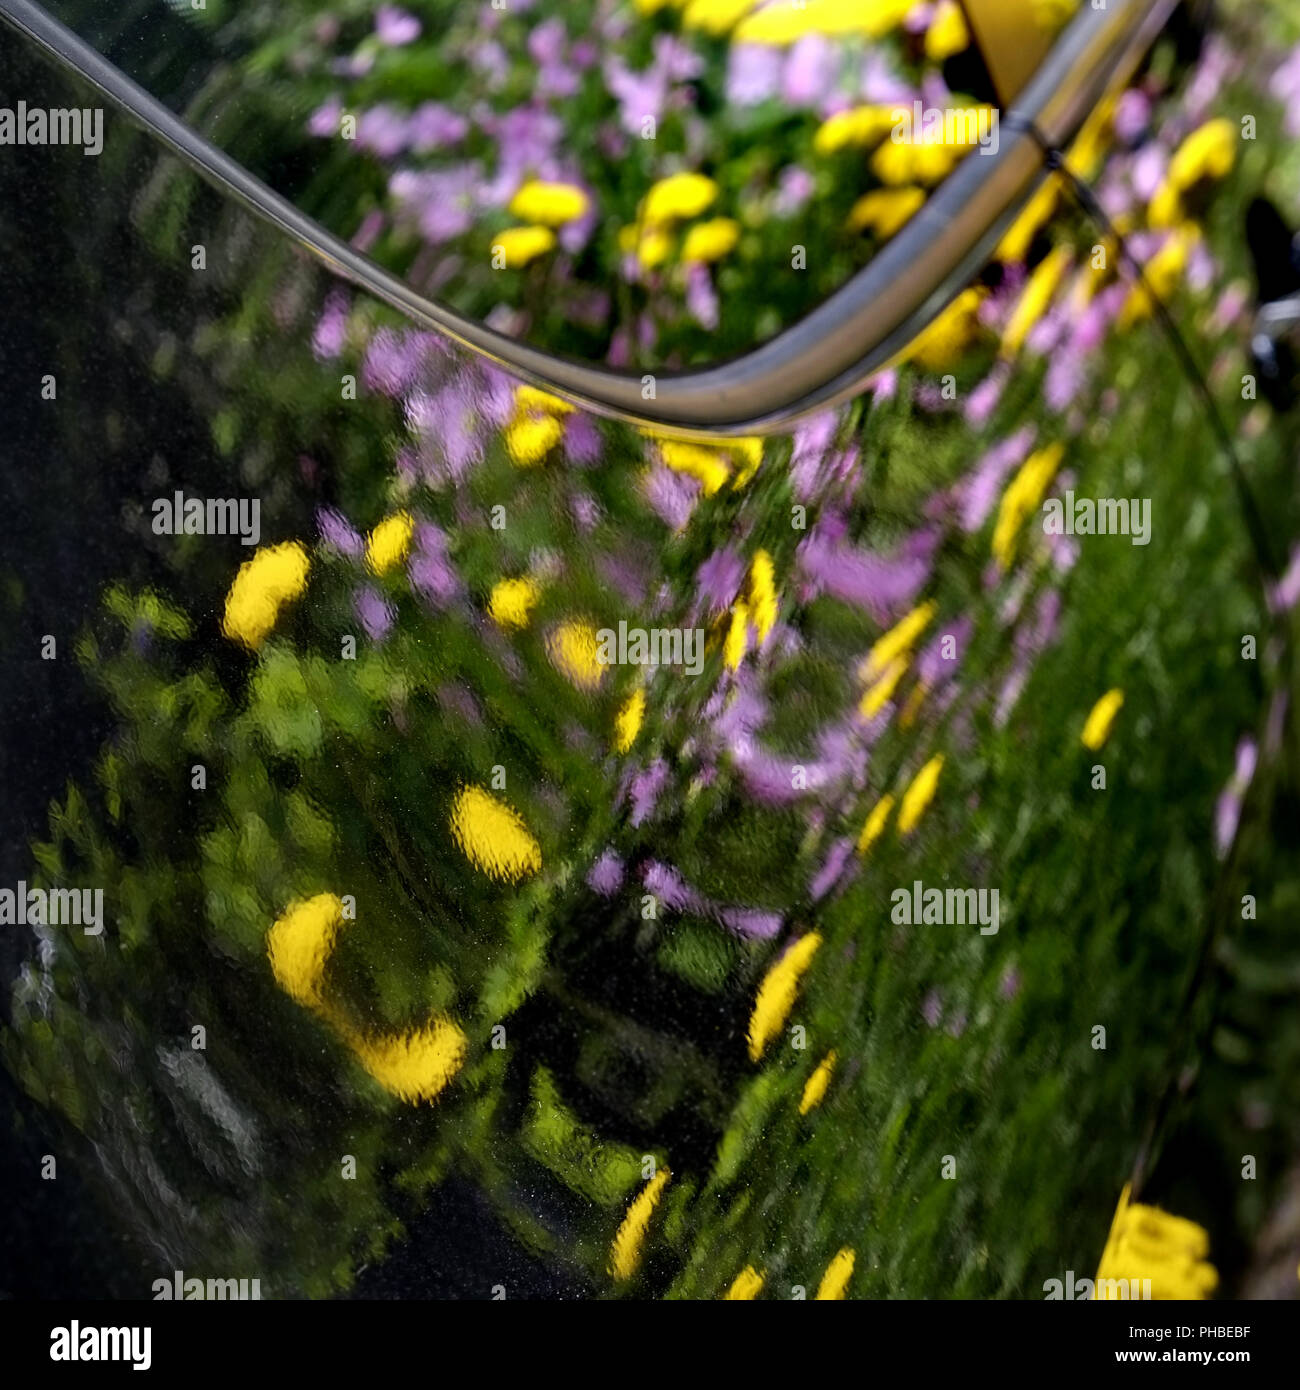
[408,523,462,609]
[564,413,603,466]
[964,362,1010,429]
[727,44,783,106]
[307,96,342,138]
[1131,144,1167,201]
[312,290,349,359]
[717,907,783,940]
[628,759,670,826]
[362,328,424,397]
[696,548,746,614]
[1271,44,1300,137]
[1214,736,1258,857]
[958,427,1035,531]
[317,506,364,559]
[783,36,836,108]
[356,104,409,159]
[355,585,395,640]
[408,102,469,152]
[643,860,704,913]
[390,166,482,242]
[587,849,625,897]
[810,836,854,902]
[1270,544,1300,613]
[798,519,933,622]
[375,5,420,46]
[1113,88,1151,143]
[642,464,699,531]
[686,263,719,331]
[773,164,815,216]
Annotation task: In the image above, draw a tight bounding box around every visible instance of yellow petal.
[508,180,590,227]
[747,933,822,1061]
[489,576,541,630]
[615,688,647,753]
[1081,688,1124,750]
[346,1017,468,1104]
[221,542,311,650]
[492,225,556,267]
[609,1168,671,1281]
[799,1050,837,1114]
[267,893,344,1007]
[449,785,543,882]
[365,511,415,575]
[815,1247,855,1300]
[857,795,894,855]
[898,755,944,835]
[723,1265,765,1299]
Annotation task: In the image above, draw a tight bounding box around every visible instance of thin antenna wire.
[1029,132,1286,1207]
[1034,132,1280,581]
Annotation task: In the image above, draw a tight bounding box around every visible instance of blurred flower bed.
[5,0,1300,1299]
[188,0,1080,360]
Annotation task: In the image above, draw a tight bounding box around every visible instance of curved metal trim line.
[0,0,1169,435]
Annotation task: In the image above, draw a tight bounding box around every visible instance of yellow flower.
[682,0,758,34]
[682,217,741,264]
[508,180,590,227]
[642,172,718,225]
[815,1247,855,1300]
[723,1265,765,1299]
[860,656,908,719]
[1095,1184,1218,1300]
[267,893,344,1007]
[267,897,468,1107]
[722,601,748,671]
[729,436,765,489]
[346,1017,468,1105]
[548,619,606,691]
[748,549,778,644]
[799,1050,837,1114]
[900,682,928,729]
[899,287,985,371]
[862,601,936,681]
[898,754,944,835]
[1002,244,1073,357]
[925,0,969,60]
[1149,118,1237,229]
[736,0,912,44]
[1081,688,1124,750]
[857,795,894,855]
[812,105,895,156]
[658,439,731,495]
[870,128,964,187]
[1064,97,1114,182]
[515,384,575,416]
[489,576,541,630]
[747,932,822,1061]
[1119,225,1198,328]
[492,225,556,267]
[505,412,565,466]
[365,510,415,575]
[996,174,1062,264]
[449,785,542,882]
[221,541,310,650]
[636,227,674,269]
[992,442,1064,568]
[615,688,646,753]
[847,186,925,239]
[609,1168,671,1281]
